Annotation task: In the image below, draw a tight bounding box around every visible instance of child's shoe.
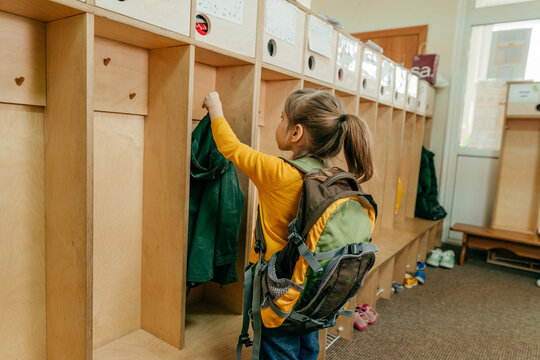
[426,248,443,267]
[440,250,455,269]
[359,304,378,325]
[354,308,369,331]
[416,261,426,271]
[404,273,418,288]
[536,276,540,288]
[392,281,404,293]
[414,270,425,284]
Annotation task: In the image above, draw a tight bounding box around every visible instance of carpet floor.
[326,245,540,360]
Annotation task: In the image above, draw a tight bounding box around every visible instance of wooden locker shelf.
[0,1,444,358]
[304,79,333,92]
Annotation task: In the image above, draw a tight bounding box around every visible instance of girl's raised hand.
[203,91,224,120]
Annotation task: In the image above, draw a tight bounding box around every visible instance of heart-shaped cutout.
[129,93,136,100]
[15,77,25,86]
[103,58,111,66]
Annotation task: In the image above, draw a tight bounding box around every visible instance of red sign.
[411,54,439,85]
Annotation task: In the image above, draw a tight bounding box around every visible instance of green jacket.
[188,114,244,285]
[415,147,447,221]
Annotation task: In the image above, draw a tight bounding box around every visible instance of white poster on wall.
[265,0,297,45]
[308,15,333,58]
[337,33,358,72]
[487,29,531,81]
[197,0,244,25]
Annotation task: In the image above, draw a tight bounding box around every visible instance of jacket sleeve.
[210,116,294,190]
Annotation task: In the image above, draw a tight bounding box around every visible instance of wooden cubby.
[188,47,256,332]
[0,11,46,359]
[0,1,442,359]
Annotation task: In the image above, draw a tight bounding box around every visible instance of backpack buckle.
[287,231,303,246]
[348,243,362,254]
[239,334,253,348]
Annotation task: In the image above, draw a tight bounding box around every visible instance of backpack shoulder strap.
[280,157,325,174]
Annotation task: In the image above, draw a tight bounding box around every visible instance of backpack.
[237,158,378,360]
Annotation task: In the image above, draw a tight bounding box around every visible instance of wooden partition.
[396,112,417,222]
[370,105,392,235]
[380,109,405,229]
[492,117,540,234]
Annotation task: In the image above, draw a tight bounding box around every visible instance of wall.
[312,0,460,182]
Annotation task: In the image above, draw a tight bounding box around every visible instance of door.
[353,25,427,68]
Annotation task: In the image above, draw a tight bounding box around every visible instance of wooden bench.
[450,223,540,266]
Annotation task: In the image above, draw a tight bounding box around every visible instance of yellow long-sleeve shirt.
[211,116,303,263]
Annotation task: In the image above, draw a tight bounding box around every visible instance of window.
[459,19,540,149]
[475,0,534,8]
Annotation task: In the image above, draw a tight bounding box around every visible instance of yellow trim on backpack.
[261,196,375,328]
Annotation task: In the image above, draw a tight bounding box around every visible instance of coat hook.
[15,77,25,86]
[103,58,111,66]
[129,93,136,100]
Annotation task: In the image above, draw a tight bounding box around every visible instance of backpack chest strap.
[288,219,323,273]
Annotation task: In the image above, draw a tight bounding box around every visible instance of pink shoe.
[360,304,378,325]
[354,309,369,331]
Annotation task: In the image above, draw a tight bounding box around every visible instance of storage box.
[304,14,337,84]
[506,82,540,117]
[263,0,305,74]
[359,47,380,100]
[195,0,258,58]
[334,33,361,92]
[393,65,407,109]
[406,71,419,112]
[417,79,429,115]
[95,0,191,36]
[378,58,395,106]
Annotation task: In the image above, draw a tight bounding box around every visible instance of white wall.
[312,0,460,182]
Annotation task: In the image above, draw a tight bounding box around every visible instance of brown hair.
[284,88,374,184]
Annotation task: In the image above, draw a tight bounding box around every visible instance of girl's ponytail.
[284,89,374,184]
[341,114,374,184]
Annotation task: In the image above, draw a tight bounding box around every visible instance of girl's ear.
[290,124,304,144]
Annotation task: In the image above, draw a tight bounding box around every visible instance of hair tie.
[340,113,346,122]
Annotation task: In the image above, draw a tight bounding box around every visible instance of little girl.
[203,88,374,360]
